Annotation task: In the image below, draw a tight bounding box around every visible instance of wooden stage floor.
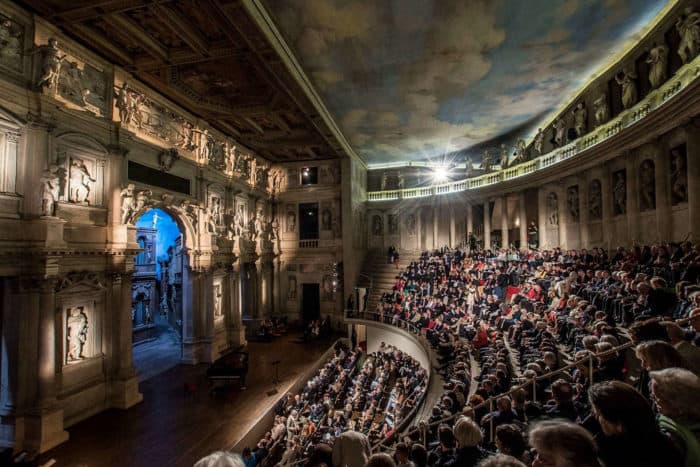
[39,333,339,467]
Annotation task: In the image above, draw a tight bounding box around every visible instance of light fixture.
[432,166,449,183]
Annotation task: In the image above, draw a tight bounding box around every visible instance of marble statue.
[287,275,297,300]
[269,168,283,195]
[567,186,580,223]
[380,172,388,190]
[554,118,567,147]
[527,222,539,249]
[224,141,236,173]
[69,158,95,204]
[593,93,610,127]
[547,192,559,226]
[31,38,66,89]
[482,150,493,172]
[41,164,62,217]
[116,83,134,125]
[196,129,211,164]
[639,160,656,211]
[572,102,587,138]
[213,285,222,318]
[406,214,416,235]
[232,207,243,237]
[676,7,700,64]
[207,201,219,234]
[616,68,638,110]
[66,307,88,362]
[588,180,602,220]
[120,183,136,224]
[159,148,178,172]
[646,42,669,89]
[465,159,475,177]
[499,144,509,168]
[613,171,627,215]
[247,213,259,241]
[514,139,527,163]
[534,128,545,155]
[271,217,280,240]
[321,207,332,231]
[671,146,688,204]
[286,206,296,233]
[372,215,383,236]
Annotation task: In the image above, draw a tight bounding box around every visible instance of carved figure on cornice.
[465,159,475,177]
[593,93,609,127]
[588,180,602,220]
[0,18,22,67]
[553,118,567,147]
[406,214,416,235]
[513,139,527,164]
[567,186,580,223]
[178,199,199,231]
[31,38,66,89]
[269,168,284,195]
[572,102,587,138]
[69,158,95,204]
[224,141,236,174]
[639,160,656,211]
[671,146,688,204]
[613,170,627,215]
[120,183,136,224]
[616,68,638,110]
[159,148,179,172]
[647,42,669,89]
[41,164,63,217]
[134,189,152,216]
[173,118,195,151]
[380,172,388,190]
[66,306,88,363]
[499,144,509,168]
[481,150,493,172]
[116,83,133,125]
[676,7,700,64]
[547,192,559,226]
[195,129,211,164]
[534,128,545,155]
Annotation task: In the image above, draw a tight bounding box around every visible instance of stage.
[39,333,340,467]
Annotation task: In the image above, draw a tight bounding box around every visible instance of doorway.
[302,283,320,325]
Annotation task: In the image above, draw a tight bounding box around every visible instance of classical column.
[518,192,527,250]
[261,252,274,317]
[626,152,640,243]
[537,188,547,248]
[228,262,246,347]
[110,271,142,408]
[449,206,456,248]
[579,177,590,247]
[500,195,509,249]
[37,279,57,405]
[601,164,614,252]
[483,200,491,250]
[654,139,672,241]
[416,207,423,251]
[466,203,473,239]
[686,124,700,242]
[557,186,568,248]
[433,204,439,249]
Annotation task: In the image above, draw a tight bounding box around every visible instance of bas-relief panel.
[0,12,25,76]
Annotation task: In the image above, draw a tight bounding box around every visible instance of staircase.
[359,249,417,312]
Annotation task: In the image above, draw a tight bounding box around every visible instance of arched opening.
[131,207,188,380]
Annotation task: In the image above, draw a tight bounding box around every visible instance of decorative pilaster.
[654,139,672,241]
[686,124,700,242]
[466,203,473,241]
[483,200,491,250]
[500,195,509,249]
[626,152,640,243]
[432,204,438,249]
[601,163,614,252]
[449,206,456,248]
[518,192,527,250]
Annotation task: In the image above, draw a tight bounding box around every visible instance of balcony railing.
[367,57,700,202]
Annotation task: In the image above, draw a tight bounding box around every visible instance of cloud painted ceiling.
[262,0,668,165]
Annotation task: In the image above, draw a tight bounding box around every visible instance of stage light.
[432,166,449,183]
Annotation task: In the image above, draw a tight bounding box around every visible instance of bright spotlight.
[432,166,449,183]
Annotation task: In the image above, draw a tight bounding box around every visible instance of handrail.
[367,56,700,202]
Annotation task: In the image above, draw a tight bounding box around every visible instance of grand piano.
[206,347,249,392]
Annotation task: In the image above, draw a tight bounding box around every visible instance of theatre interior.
[1,0,700,466]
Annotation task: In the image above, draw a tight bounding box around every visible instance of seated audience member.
[410,443,428,467]
[366,453,397,467]
[588,380,683,467]
[452,416,489,466]
[494,424,530,465]
[394,442,414,467]
[194,452,245,467]
[635,340,689,399]
[476,453,526,467]
[650,368,700,467]
[664,322,700,376]
[332,430,371,467]
[528,419,602,467]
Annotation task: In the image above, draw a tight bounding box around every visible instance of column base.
[18,407,70,454]
[110,375,143,410]
[230,325,247,348]
[181,340,213,364]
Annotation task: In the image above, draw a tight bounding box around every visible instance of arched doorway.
[131,208,188,380]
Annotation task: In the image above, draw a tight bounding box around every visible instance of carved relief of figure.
[671,145,688,204]
[513,139,527,164]
[248,212,259,241]
[676,7,700,64]
[567,186,580,223]
[553,118,567,147]
[499,144,509,168]
[31,38,66,89]
[120,183,135,224]
[41,164,62,217]
[646,42,669,89]
[534,128,545,155]
[588,179,602,220]
[213,285,222,318]
[69,158,95,204]
[613,170,627,215]
[232,206,243,237]
[321,207,332,231]
[66,307,88,363]
[271,217,280,240]
[134,189,152,215]
[388,214,399,235]
[287,275,297,300]
[116,83,134,125]
[195,129,210,164]
[372,214,383,236]
[224,141,236,173]
[547,192,559,226]
[572,102,587,138]
[0,18,22,66]
[286,206,296,233]
[616,68,638,110]
[482,149,493,172]
[406,214,416,235]
[593,93,610,127]
[639,160,656,211]
[159,148,178,172]
[207,199,220,234]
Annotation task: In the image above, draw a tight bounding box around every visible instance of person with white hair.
[453,416,488,466]
[528,419,602,467]
[193,451,245,467]
[332,430,371,467]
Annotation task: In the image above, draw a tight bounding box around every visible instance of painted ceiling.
[262,0,668,166]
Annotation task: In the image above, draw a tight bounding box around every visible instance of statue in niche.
[406,214,416,235]
[588,180,602,220]
[372,215,383,236]
[676,7,700,64]
[159,148,179,172]
[207,202,219,234]
[213,285,222,318]
[66,306,88,363]
[30,38,66,89]
[116,83,135,125]
[380,172,388,190]
[639,160,656,211]
[593,93,610,127]
[271,217,280,240]
[553,118,567,147]
[527,222,539,249]
[255,210,264,238]
[247,212,259,241]
[572,102,587,138]
[671,145,688,204]
[225,209,236,241]
[286,206,296,233]
[287,275,297,300]
[547,192,559,226]
[613,170,627,215]
[321,207,332,230]
[269,168,284,195]
[481,149,493,172]
[212,197,222,225]
[646,42,669,89]
[224,141,236,173]
[0,18,22,67]
[616,68,638,110]
[233,205,245,237]
[388,214,399,235]
[499,144,509,168]
[534,128,545,155]
[120,183,136,224]
[567,186,580,223]
[256,165,269,190]
[69,158,95,204]
[194,128,210,164]
[40,164,63,217]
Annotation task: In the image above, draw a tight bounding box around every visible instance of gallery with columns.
[1,1,700,466]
